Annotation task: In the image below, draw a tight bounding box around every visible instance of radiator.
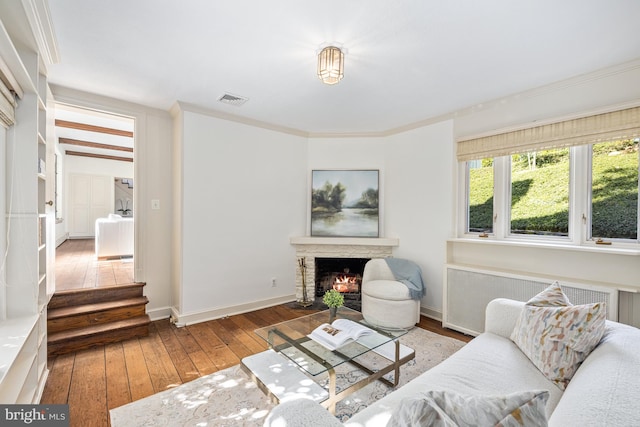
[443,264,618,336]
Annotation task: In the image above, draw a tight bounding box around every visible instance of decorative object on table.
[297,257,312,307]
[311,169,379,237]
[323,289,344,322]
[308,318,374,350]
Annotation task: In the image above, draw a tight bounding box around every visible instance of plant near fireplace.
[323,289,345,321]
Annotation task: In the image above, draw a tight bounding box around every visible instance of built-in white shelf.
[0,8,52,404]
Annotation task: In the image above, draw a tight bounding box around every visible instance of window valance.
[457,106,640,161]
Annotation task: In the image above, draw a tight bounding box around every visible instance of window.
[510,149,570,237]
[467,158,494,234]
[590,139,639,240]
[458,106,640,247]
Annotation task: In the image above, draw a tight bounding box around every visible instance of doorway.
[53,103,135,291]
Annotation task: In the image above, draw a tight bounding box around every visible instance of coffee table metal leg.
[320,341,414,415]
[393,339,400,386]
[327,367,337,415]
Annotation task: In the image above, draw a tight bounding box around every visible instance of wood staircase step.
[48,282,145,309]
[47,283,150,355]
[47,296,149,334]
[48,316,151,357]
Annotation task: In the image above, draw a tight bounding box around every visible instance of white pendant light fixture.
[317,46,344,85]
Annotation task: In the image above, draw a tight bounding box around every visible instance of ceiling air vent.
[218,93,249,106]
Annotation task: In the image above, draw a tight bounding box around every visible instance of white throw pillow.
[510,283,606,389]
[386,389,549,427]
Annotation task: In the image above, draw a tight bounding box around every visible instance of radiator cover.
[443,264,618,336]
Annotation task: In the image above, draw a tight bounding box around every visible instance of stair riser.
[48,284,144,309]
[48,305,147,334]
[48,325,149,357]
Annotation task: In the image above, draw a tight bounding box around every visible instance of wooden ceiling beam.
[59,137,133,152]
[55,119,134,138]
[65,150,133,163]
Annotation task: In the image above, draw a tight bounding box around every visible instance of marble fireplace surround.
[290,237,399,303]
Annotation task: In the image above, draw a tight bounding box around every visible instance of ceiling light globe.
[317,46,344,85]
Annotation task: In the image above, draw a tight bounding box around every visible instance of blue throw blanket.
[384,258,426,300]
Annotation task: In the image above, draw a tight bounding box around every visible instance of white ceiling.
[46,0,640,135]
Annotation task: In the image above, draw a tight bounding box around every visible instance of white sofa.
[95,214,134,259]
[264,298,640,426]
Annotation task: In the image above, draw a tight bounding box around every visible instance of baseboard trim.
[420,306,442,322]
[171,294,296,327]
[154,299,442,327]
[147,306,172,322]
[56,233,69,248]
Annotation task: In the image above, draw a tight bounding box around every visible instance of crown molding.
[173,101,309,138]
[21,0,60,70]
[51,84,171,119]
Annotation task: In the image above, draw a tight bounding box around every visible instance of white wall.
[385,122,455,316]
[135,111,173,318]
[175,107,307,321]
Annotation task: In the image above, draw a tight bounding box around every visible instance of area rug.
[110,328,466,427]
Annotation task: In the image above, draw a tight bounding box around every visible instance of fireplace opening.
[315,257,370,311]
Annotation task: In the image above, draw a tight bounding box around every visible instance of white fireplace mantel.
[290,237,399,247]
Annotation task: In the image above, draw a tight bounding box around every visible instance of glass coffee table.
[240,307,415,414]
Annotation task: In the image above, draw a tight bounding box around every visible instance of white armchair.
[361,258,422,329]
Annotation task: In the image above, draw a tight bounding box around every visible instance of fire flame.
[333,274,358,293]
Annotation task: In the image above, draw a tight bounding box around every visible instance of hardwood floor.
[55,239,134,291]
[41,305,471,427]
[45,241,472,427]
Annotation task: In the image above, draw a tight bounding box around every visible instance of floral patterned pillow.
[386,390,549,427]
[510,283,606,389]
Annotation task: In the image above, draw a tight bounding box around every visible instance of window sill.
[449,237,640,256]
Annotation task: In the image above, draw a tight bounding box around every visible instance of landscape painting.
[311,170,379,237]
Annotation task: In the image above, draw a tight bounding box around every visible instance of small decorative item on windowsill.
[297,257,313,307]
[323,289,344,322]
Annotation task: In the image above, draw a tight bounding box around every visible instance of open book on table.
[308,318,374,351]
